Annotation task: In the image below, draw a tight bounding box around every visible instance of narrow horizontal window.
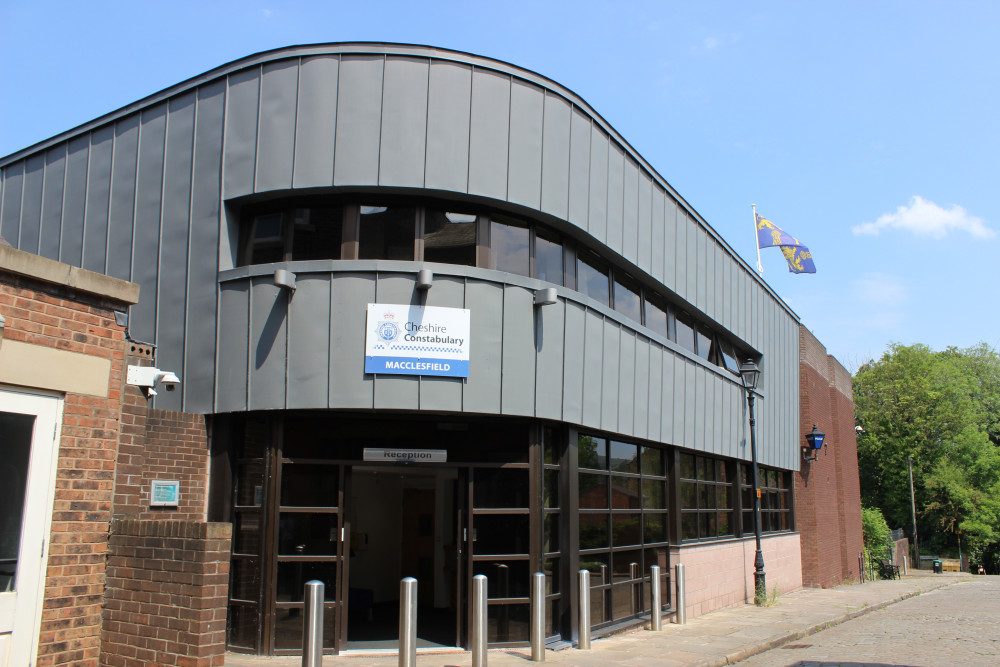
[424,210,476,266]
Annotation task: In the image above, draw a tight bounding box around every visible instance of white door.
[0,389,62,667]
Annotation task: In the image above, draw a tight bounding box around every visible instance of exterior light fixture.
[416,268,434,290]
[739,357,766,605]
[533,287,558,306]
[127,365,181,398]
[273,268,297,293]
[802,424,826,462]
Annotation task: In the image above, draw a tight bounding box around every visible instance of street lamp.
[739,358,766,606]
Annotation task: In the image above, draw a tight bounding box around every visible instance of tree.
[853,343,1000,565]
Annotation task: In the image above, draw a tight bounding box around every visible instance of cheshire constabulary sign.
[365,303,470,378]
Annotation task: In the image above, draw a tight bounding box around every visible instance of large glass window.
[359,205,415,260]
[613,274,642,323]
[577,251,610,306]
[679,453,733,541]
[492,217,530,277]
[534,228,563,285]
[741,465,793,534]
[675,313,696,354]
[424,210,476,266]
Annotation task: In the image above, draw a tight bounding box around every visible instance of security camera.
[158,371,181,391]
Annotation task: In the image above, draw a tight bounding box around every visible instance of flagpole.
[752,204,763,276]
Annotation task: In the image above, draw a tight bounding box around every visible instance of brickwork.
[100,519,232,667]
[795,326,864,588]
[671,533,802,618]
[0,270,129,667]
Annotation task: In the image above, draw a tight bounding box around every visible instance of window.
[740,465,793,533]
[359,205,415,260]
[492,216,530,276]
[718,339,741,375]
[241,206,344,265]
[679,453,733,541]
[534,228,563,285]
[695,327,713,361]
[613,274,642,323]
[675,313,696,354]
[424,210,476,266]
[643,295,670,340]
[577,251,610,306]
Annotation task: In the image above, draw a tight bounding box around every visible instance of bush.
[862,506,892,559]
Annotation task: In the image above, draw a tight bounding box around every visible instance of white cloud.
[854,272,906,306]
[853,196,995,239]
[703,37,720,50]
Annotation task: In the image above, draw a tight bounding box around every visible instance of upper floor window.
[534,228,563,285]
[359,205,415,260]
[613,273,642,323]
[242,206,344,265]
[492,216,530,277]
[577,250,610,306]
[424,210,477,266]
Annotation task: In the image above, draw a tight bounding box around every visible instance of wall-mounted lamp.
[274,268,297,293]
[127,365,181,399]
[416,268,434,290]
[533,287,558,306]
[802,424,826,462]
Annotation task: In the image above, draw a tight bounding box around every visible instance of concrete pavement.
[224,571,969,667]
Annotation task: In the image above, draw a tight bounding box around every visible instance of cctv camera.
[158,371,181,391]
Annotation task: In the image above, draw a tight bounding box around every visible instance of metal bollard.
[649,565,662,631]
[674,563,686,625]
[399,577,417,667]
[577,570,591,650]
[902,555,908,576]
[531,572,546,661]
[302,580,325,667]
[472,575,488,667]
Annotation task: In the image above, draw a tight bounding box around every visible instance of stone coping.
[0,245,139,304]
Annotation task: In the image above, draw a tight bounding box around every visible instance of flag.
[755,214,816,274]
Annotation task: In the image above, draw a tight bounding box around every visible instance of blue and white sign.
[365,303,471,377]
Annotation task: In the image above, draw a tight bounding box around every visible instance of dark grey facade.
[0,43,799,469]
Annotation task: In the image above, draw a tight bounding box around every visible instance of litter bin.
[932,559,943,574]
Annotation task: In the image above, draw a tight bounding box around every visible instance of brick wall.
[670,533,802,618]
[0,268,130,667]
[101,519,232,667]
[795,326,864,587]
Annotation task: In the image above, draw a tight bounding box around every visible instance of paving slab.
[224,572,966,667]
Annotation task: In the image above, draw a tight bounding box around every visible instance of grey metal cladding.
[223,67,260,199]
[468,69,510,201]
[39,146,67,261]
[372,273,421,410]
[293,55,339,188]
[60,136,89,267]
[637,174,652,275]
[250,278,288,410]
[256,60,298,192]
[106,117,139,280]
[621,158,639,266]
[617,328,636,435]
[154,93,197,413]
[287,274,331,408]
[586,126,608,243]
[534,297,565,421]
[334,55,384,186]
[0,161,23,244]
[650,186,664,283]
[425,60,472,193]
[419,275,465,412]
[605,145,624,256]
[507,80,544,210]
[540,93,570,220]
[567,109,591,229]
[380,57,429,188]
[561,301,586,424]
[184,82,226,412]
[632,335,649,440]
[329,273,375,409]
[18,154,44,255]
[646,343,663,442]
[462,279,503,414]
[216,281,250,412]
[82,125,114,273]
[580,309,604,429]
[600,319,619,432]
[500,285,536,416]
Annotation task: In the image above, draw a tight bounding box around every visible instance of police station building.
[0,43,808,661]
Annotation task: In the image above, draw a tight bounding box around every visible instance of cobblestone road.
[738,576,1000,667]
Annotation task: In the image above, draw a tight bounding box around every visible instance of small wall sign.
[363,448,448,463]
[150,480,180,507]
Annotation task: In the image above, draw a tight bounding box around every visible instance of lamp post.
[739,359,766,606]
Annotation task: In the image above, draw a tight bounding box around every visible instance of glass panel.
[681,512,698,540]
[487,603,529,643]
[579,552,610,582]
[276,561,338,602]
[249,213,284,264]
[235,461,265,507]
[610,476,640,509]
[641,446,663,477]
[227,603,259,650]
[718,510,732,536]
[577,252,610,305]
[613,277,641,322]
[611,513,642,546]
[0,412,33,592]
[695,328,712,360]
[233,512,262,554]
[474,468,529,508]
[424,210,477,265]
[676,313,696,353]
[542,427,558,464]
[643,297,669,339]
[543,469,560,509]
[643,513,668,543]
[697,456,714,481]
[239,417,270,459]
[743,510,754,535]
[679,453,695,480]
[543,513,560,553]
[578,435,606,470]
[589,587,608,625]
[717,485,731,509]
[358,205,415,260]
[535,228,563,284]
[579,514,609,549]
[474,560,529,598]
[680,481,697,509]
[642,479,666,509]
[492,217,530,276]
[701,512,717,538]
[699,484,715,509]
[273,604,337,650]
[291,206,342,260]
[781,511,791,531]
[277,513,338,556]
[280,464,339,507]
[608,441,639,473]
[473,514,529,555]
[579,473,608,509]
[544,558,560,593]
[720,339,741,374]
[229,557,261,601]
[716,460,728,483]
[610,583,638,621]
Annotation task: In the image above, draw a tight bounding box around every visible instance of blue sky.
[2,1,997,370]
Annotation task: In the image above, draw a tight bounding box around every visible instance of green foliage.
[861,506,892,557]
[854,343,1000,565]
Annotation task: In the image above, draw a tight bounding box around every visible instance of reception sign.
[365,303,470,377]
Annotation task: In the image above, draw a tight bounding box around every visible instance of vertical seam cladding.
[289,57,302,190]
[375,54,386,186]
[181,90,200,412]
[251,64,262,194]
